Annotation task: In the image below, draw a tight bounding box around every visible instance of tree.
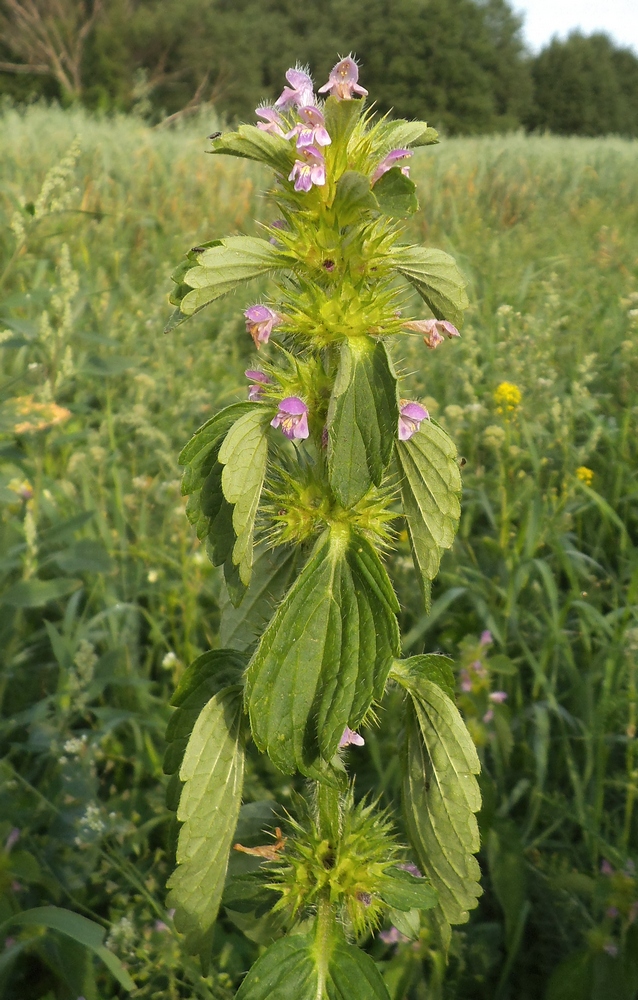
[528,32,638,137]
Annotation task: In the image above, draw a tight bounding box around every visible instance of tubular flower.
[403,318,460,349]
[286,106,331,148]
[319,56,368,100]
[398,400,429,441]
[339,726,365,748]
[489,691,508,704]
[256,106,286,136]
[244,305,281,347]
[245,369,272,401]
[271,397,310,440]
[371,149,412,184]
[274,66,315,109]
[288,146,326,192]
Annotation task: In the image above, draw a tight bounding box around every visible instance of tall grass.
[0,104,637,999]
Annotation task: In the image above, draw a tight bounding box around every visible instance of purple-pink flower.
[289,146,326,192]
[398,400,429,441]
[489,691,508,704]
[244,305,281,348]
[379,926,409,945]
[403,318,461,350]
[601,860,614,876]
[245,369,272,401]
[397,862,423,878]
[271,397,309,440]
[371,149,413,185]
[480,630,493,647]
[274,66,315,110]
[339,726,365,748]
[286,106,331,148]
[318,56,368,100]
[255,106,286,137]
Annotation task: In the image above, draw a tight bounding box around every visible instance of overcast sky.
[513,0,638,53]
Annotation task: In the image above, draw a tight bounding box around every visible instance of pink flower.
[460,670,473,692]
[489,691,508,704]
[4,828,20,852]
[288,146,326,192]
[403,318,460,349]
[244,305,281,348]
[339,726,365,748]
[371,149,412,184]
[398,400,429,441]
[379,926,409,945]
[601,860,614,876]
[286,106,331,148]
[603,941,619,957]
[256,106,286,137]
[274,66,315,110]
[318,56,368,100]
[271,397,309,440]
[245,369,272,401]
[483,709,494,723]
[398,862,423,878]
[480,630,493,647]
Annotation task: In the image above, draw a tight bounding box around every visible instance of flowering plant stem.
[164,56,483,996]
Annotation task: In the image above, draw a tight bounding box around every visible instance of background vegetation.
[0,102,637,998]
[1,0,638,136]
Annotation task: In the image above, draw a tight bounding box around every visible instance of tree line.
[1,0,637,136]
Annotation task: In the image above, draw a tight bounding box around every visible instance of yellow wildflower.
[494,382,522,413]
[12,395,71,434]
[576,466,594,487]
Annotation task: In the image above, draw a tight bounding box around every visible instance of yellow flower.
[494,382,522,413]
[576,466,594,487]
[12,395,71,434]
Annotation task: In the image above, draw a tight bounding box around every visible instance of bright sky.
[513,0,638,53]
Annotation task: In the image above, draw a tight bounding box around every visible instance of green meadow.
[1,104,637,999]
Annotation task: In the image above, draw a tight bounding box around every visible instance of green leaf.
[394,246,469,328]
[218,408,270,586]
[235,934,318,1000]
[546,951,593,1000]
[220,545,302,651]
[222,871,278,916]
[386,906,421,941]
[0,906,135,990]
[378,868,438,911]
[401,678,482,929]
[381,120,439,149]
[180,236,288,318]
[166,685,244,968]
[245,529,399,776]
[332,171,377,226]
[179,402,255,583]
[392,654,456,700]
[210,124,295,175]
[396,418,461,595]
[0,577,82,608]
[327,938,391,1000]
[373,168,419,218]
[163,649,247,778]
[53,540,113,574]
[327,338,398,507]
[324,95,364,174]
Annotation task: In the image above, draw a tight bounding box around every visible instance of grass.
[0,103,637,999]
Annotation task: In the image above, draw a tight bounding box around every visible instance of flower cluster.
[494,381,522,413]
[457,632,509,742]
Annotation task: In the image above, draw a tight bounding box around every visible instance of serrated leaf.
[332,171,377,226]
[401,677,482,930]
[394,246,469,328]
[180,236,287,317]
[396,418,461,595]
[163,649,248,778]
[210,124,295,175]
[392,654,456,700]
[386,906,421,941]
[0,906,135,990]
[327,938,391,1000]
[235,934,318,1000]
[245,530,399,776]
[373,167,419,218]
[167,685,244,968]
[381,120,439,149]
[218,408,270,586]
[220,544,302,651]
[325,95,364,179]
[378,868,438,912]
[327,338,398,507]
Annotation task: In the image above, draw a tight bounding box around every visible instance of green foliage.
[394,246,470,328]
[373,168,420,219]
[179,236,287,321]
[396,418,462,594]
[167,685,245,967]
[327,338,398,507]
[245,529,399,776]
[234,934,319,1000]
